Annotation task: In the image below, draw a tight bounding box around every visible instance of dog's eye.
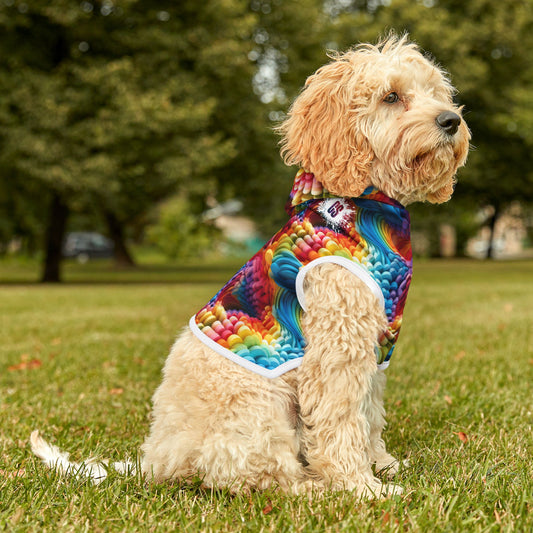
[383,92,399,104]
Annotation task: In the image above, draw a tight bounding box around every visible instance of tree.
[0,1,253,279]
[4,0,532,274]
[190,0,329,235]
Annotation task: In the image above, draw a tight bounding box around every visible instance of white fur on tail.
[30,430,135,484]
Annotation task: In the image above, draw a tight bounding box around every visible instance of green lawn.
[1,259,532,532]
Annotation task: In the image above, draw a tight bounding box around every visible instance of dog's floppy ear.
[278,56,373,197]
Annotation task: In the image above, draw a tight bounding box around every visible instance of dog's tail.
[30,430,136,484]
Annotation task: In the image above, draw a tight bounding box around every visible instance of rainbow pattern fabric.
[190,169,413,378]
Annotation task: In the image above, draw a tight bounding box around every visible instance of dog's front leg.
[366,370,405,478]
[297,263,402,497]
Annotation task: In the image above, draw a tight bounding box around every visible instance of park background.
[1,1,532,532]
[1,0,533,279]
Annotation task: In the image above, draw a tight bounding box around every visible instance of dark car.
[62,232,114,263]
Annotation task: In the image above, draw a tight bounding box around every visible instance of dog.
[31,34,470,498]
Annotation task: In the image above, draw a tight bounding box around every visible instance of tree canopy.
[1,0,532,277]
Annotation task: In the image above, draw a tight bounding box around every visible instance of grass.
[1,258,532,532]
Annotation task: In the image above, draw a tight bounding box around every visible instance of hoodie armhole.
[295,256,385,311]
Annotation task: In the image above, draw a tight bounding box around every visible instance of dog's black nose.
[436,111,461,136]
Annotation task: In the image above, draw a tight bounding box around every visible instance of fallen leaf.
[444,395,453,405]
[454,431,468,443]
[381,511,390,524]
[454,350,466,361]
[503,303,513,313]
[8,359,42,371]
[262,501,273,515]
[51,338,62,345]
[133,357,145,366]
[109,388,124,395]
[395,400,402,407]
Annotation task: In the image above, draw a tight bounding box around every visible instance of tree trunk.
[41,193,69,283]
[486,203,500,260]
[104,211,136,267]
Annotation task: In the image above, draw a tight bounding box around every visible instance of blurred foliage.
[1,0,533,271]
[0,1,249,228]
[410,199,480,257]
[146,195,218,260]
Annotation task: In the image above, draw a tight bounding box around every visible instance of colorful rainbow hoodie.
[189,169,413,378]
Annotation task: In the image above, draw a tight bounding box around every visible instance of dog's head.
[278,35,470,205]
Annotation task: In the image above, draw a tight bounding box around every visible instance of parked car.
[62,232,114,263]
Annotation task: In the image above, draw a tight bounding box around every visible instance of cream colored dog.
[32,35,469,498]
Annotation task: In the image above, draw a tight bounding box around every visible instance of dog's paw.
[375,456,409,478]
[382,482,404,497]
[357,479,404,499]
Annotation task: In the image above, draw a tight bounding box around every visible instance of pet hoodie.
[190,169,413,379]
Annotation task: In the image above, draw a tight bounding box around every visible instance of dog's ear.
[278,57,373,197]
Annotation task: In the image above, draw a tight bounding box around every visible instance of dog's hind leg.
[141,331,312,494]
[297,263,402,497]
[190,372,310,494]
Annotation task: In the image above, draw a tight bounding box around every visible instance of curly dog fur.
[32,35,470,498]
